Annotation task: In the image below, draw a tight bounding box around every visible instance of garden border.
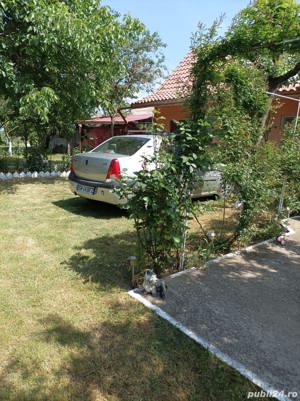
[0,170,70,180]
[128,218,298,401]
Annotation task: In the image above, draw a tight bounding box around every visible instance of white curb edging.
[128,218,299,401]
[169,266,197,279]
[128,288,294,401]
[0,170,70,181]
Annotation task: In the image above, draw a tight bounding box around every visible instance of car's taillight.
[106,159,120,180]
[70,157,74,173]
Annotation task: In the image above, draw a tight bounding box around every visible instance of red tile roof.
[132,51,195,107]
[278,81,300,95]
[132,49,300,107]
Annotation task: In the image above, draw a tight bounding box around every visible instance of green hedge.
[0,155,70,173]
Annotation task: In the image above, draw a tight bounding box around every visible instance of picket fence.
[0,171,70,180]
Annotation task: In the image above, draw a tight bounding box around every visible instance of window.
[92,137,150,156]
[281,116,296,129]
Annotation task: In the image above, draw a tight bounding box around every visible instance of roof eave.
[131,97,187,109]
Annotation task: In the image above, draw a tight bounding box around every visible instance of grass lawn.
[0,179,274,401]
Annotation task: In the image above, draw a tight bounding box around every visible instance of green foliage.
[1,0,110,136]
[223,61,268,120]
[189,0,300,245]
[191,0,300,112]
[25,146,47,171]
[279,126,300,215]
[19,87,58,125]
[101,14,166,117]
[117,120,213,274]
[0,0,165,151]
[0,96,18,146]
[227,0,300,67]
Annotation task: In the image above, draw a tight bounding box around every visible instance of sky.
[101,0,251,73]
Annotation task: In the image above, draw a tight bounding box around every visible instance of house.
[77,112,153,149]
[131,52,194,132]
[268,82,300,141]
[131,51,300,140]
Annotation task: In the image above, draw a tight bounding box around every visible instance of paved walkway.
[130,218,300,401]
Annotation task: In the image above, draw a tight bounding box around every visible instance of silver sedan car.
[68,134,221,205]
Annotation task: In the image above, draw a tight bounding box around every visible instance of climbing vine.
[190,0,300,243]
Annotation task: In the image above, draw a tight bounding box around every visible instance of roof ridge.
[132,50,196,106]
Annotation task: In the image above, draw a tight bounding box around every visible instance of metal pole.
[179,208,188,271]
[294,99,300,131]
[266,92,300,102]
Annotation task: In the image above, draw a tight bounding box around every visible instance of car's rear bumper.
[68,172,126,205]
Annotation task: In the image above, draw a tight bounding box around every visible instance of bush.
[0,145,8,157]
[0,157,8,172]
[25,146,47,171]
[51,144,67,154]
[117,120,213,275]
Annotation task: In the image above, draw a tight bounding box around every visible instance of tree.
[189,0,300,243]
[100,14,165,136]
[226,0,300,92]
[0,0,113,148]
[191,0,300,142]
[0,0,165,148]
[0,96,18,155]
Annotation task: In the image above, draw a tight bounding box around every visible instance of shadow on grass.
[62,230,137,290]
[0,358,59,401]
[53,196,126,219]
[0,311,272,401]
[38,314,92,347]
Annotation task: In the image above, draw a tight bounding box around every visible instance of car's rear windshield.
[92,137,150,156]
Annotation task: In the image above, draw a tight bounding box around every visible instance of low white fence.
[0,171,70,180]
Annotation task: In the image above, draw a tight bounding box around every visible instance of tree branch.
[268,61,300,92]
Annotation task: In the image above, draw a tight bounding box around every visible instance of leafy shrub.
[0,157,8,172]
[25,146,47,171]
[0,145,8,157]
[51,144,67,154]
[117,120,213,275]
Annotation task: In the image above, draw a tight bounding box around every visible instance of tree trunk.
[256,79,282,146]
[8,139,12,156]
[24,131,28,158]
[256,93,274,147]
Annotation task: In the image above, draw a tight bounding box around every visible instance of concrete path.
[130,218,300,401]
